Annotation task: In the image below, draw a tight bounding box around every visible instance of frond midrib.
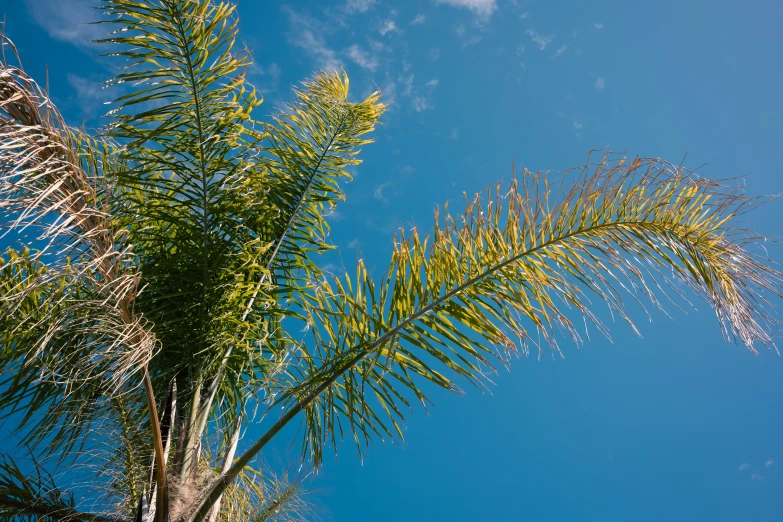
[264,109,351,274]
[326,216,706,374]
[166,0,213,355]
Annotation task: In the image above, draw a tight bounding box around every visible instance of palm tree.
[0,1,780,521]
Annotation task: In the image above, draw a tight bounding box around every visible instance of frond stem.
[143,367,168,522]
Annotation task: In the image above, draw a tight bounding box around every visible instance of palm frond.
[99,0,266,367]
[286,155,782,465]
[0,34,156,455]
[0,453,119,522]
[205,465,315,522]
[263,70,385,294]
[190,154,783,519]
[97,1,278,485]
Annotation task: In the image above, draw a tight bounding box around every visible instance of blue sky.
[3,0,783,520]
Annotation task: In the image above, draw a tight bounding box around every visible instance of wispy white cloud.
[247,62,282,95]
[449,128,459,140]
[454,24,483,47]
[265,63,282,81]
[345,0,376,13]
[766,459,776,468]
[595,77,606,90]
[324,208,343,222]
[347,238,359,249]
[412,96,433,112]
[739,463,752,473]
[594,22,604,30]
[751,472,763,481]
[379,73,398,106]
[369,39,386,52]
[401,74,414,96]
[25,0,103,50]
[66,74,108,118]
[249,62,281,80]
[462,35,483,47]
[428,47,442,60]
[379,15,401,36]
[379,19,400,35]
[374,181,392,202]
[435,0,497,19]
[346,44,379,71]
[399,74,436,113]
[283,7,341,71]
[526,29,555,51]
[411,13,427,25]
[572,118,583,138]
[553,44,567,58]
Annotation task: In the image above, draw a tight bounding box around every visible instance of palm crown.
[0,1,780,521]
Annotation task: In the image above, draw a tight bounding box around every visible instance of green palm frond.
[97,393,153,519]
[249,469,316,522]
[191,155,781,521]
[263,71,385,294]
[0,453,118,522]
[99,0,268,380]
[98,0,275,477]
[203,465,315,522]
[280,155,782,465]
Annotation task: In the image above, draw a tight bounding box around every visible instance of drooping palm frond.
[190,155,782,518]
[0,453,119,522]
[286,155,781,463]
[0,33,156,456]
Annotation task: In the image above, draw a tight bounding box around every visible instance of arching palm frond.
[285,156,780,464]
[190,156,781,519]
[0,453,119,522]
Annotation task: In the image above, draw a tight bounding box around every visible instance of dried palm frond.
[0,33,155,453]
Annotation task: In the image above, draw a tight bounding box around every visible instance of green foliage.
[99,0,268,382]
[264,71,385,297]
[0,1,780,521]
[281,156,782,466]
[0,452,118,521]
